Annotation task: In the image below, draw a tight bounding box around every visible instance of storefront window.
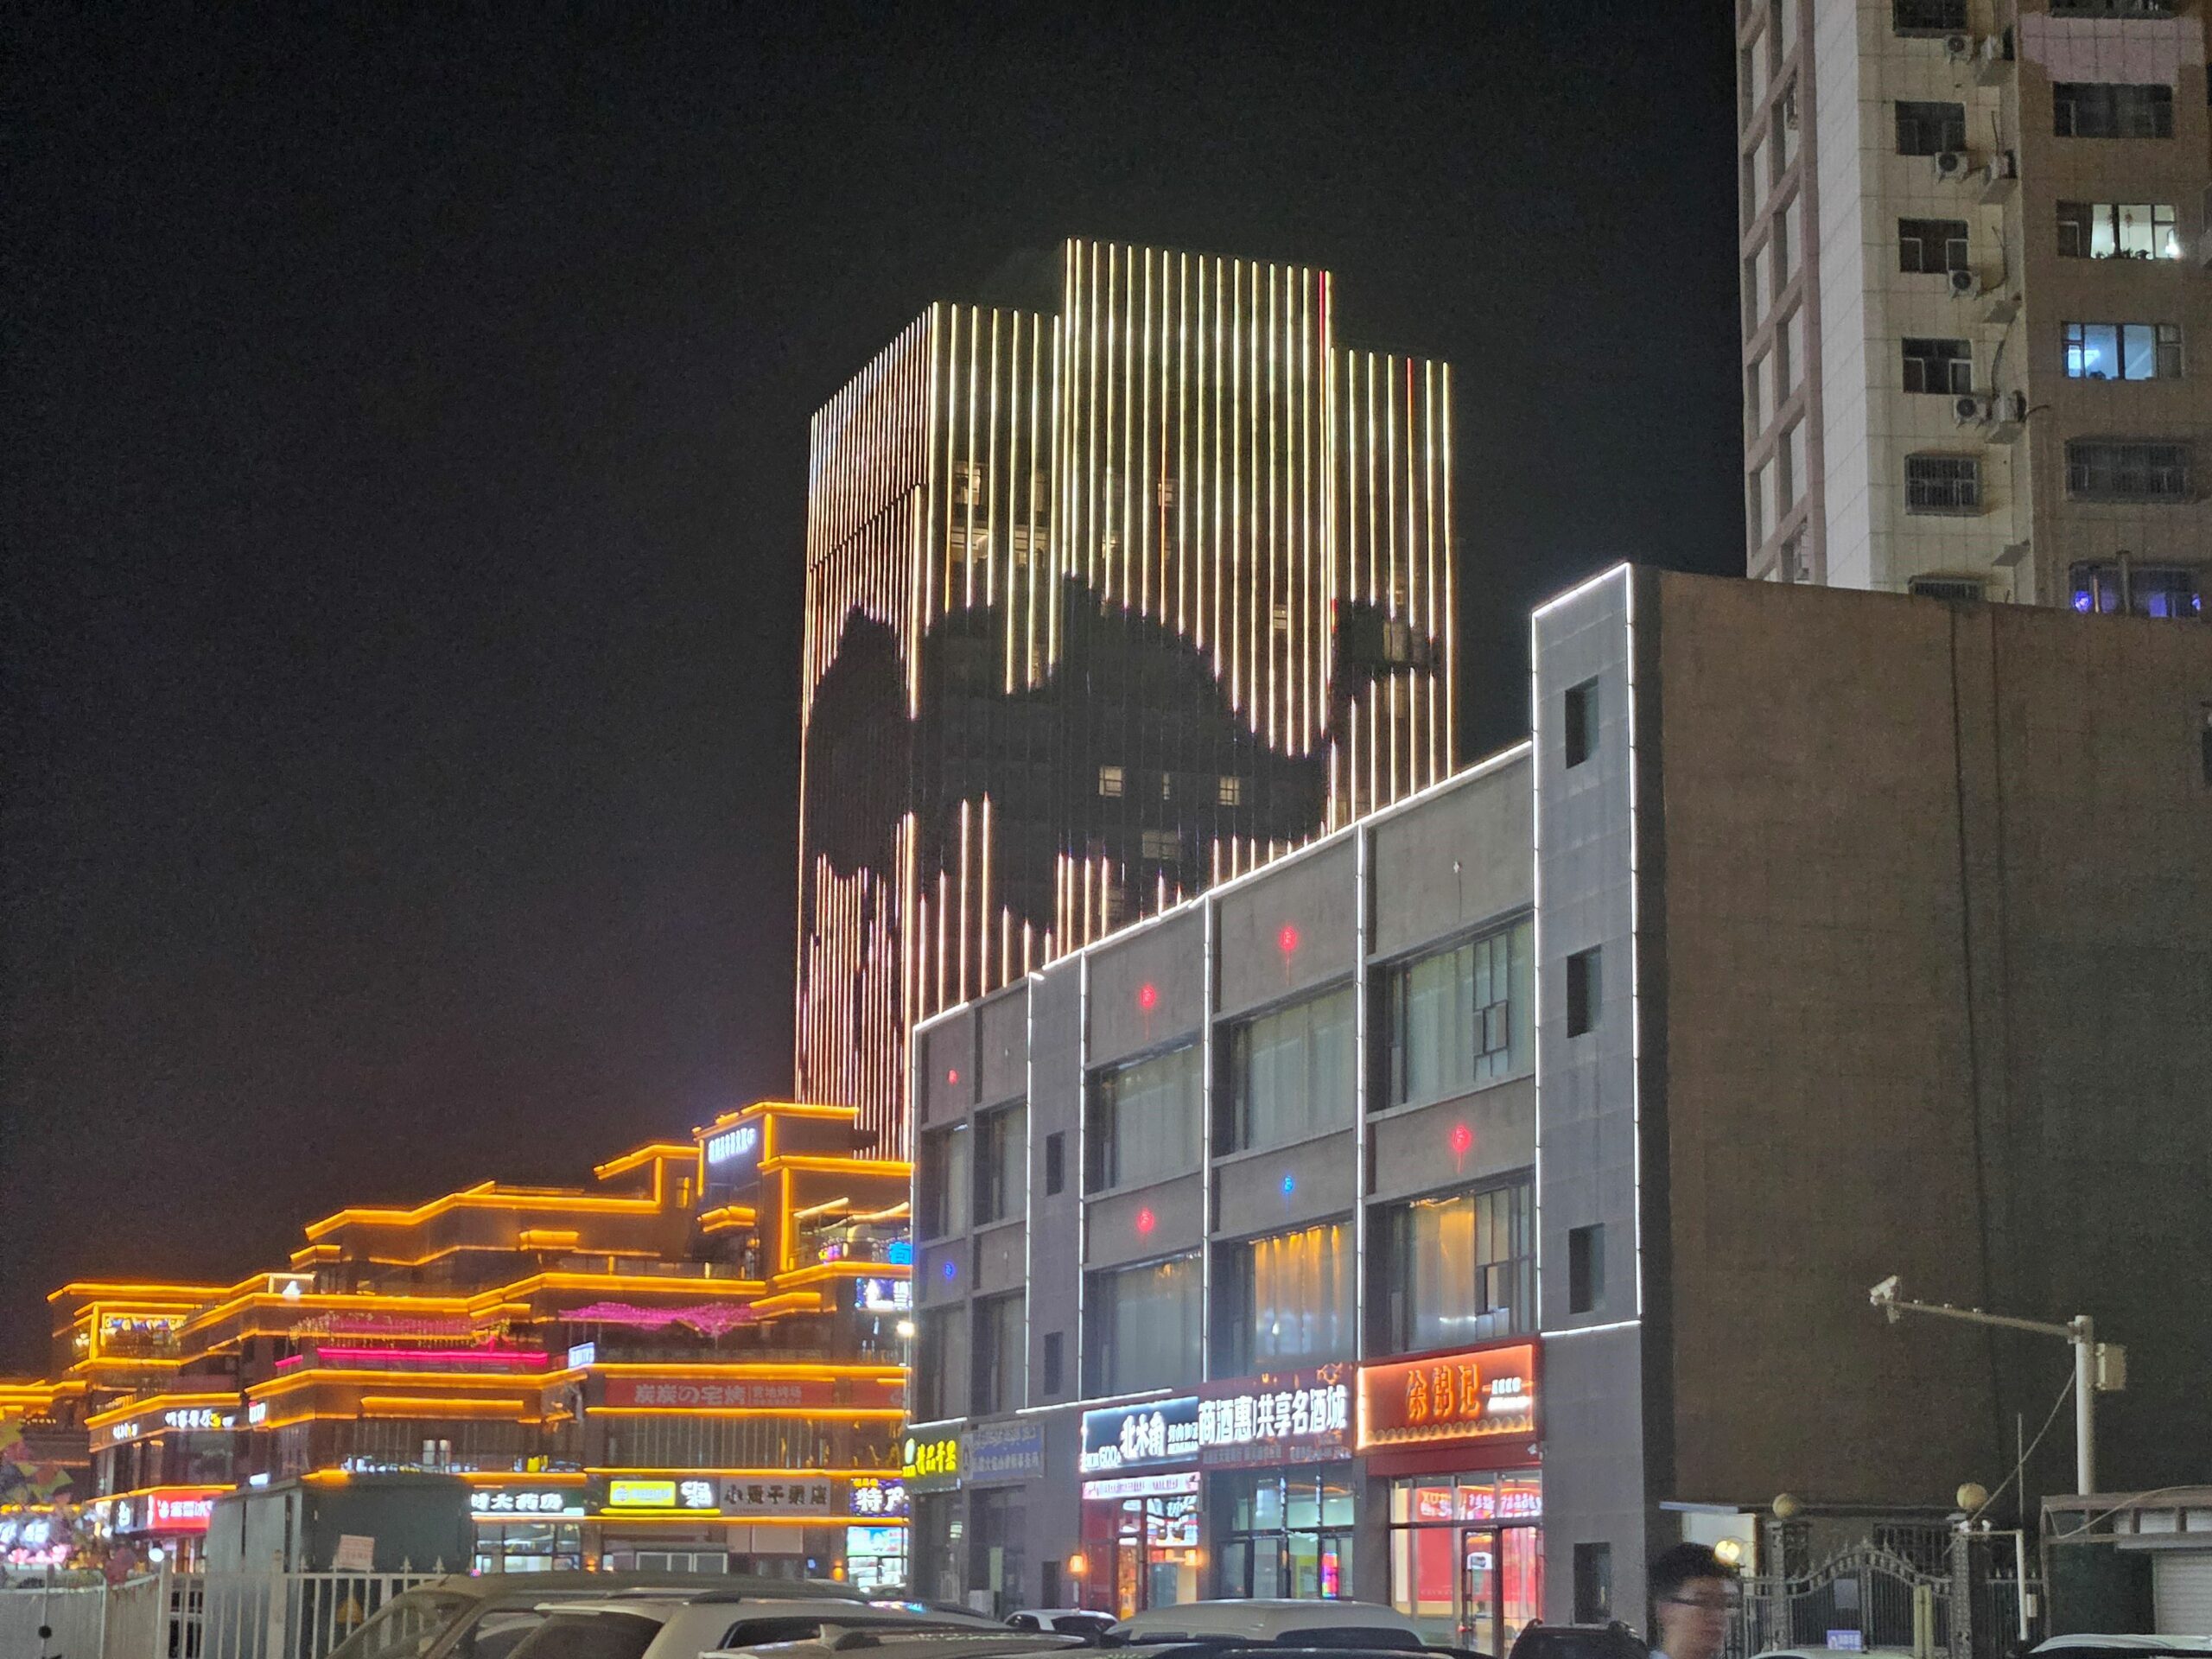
[1387,1471,1543,1651]
[1082,1484,1200,1618]
[1212,1471,1357,1601]
[912,1491,963,1605]
[472,1522,583,1574]
[970,1488,1027,1618]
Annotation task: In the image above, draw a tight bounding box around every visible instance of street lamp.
[1868,1275,2125,1494]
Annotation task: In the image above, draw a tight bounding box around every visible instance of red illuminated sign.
[148,1491,217,1533]
[1358,1340,1539,1450]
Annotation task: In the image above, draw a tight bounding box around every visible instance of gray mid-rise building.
[902,566,2212,1643]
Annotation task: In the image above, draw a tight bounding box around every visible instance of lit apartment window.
[1140,827,1182,862]
[1217,775,1244,807]
[2053,82,2174,139]
[1084,1253,1199,1395]
[2065,322,2183,380]
[1376,918,1535,1107]
[2058,201,2181,260]
[2065,440,2191,502]
[1370,1180,1535,1356]
[1097,765,1124,798]
[1220,984,1356,1154]
[1212,1219,1355,1376]
[2070,563,2202,619]
[1085,1042,1201,1192]
[1892,0,1966,32]
[1899,218,1971,275]
[1896,99,1967,156]
[1903,338,1974,395]
[1905,454,1983,514]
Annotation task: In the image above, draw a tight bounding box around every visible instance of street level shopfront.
[1363,1340,1542,1650]
[1078,1397,1204,1617]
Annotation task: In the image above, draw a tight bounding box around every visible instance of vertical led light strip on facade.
[799,240,1456,1159]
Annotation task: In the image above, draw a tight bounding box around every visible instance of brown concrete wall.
[1648,571,2212,1507]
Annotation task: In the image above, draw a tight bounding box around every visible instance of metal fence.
[1732,1540,2044,1659]
[0,1569,442,1659]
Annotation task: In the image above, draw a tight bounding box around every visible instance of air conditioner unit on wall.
[1934,149,1972,182]
[1943,34,1975,63]
[1953,393,1996,428]
[1949,268,1984,299]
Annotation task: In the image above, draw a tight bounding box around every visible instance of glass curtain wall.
[1212,1470,1357,1599]
[1387,1471,1544,1651]
[1379,919,1534,1108]
[1214,1221,1354,1376]
[1224,986,1356,1151]
[1088,1045,1203,1191]
[1084,1253,1201,1394]
[1371,1181,1535,1355]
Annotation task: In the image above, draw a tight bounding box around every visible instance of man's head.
[1649,1542,1735,1659]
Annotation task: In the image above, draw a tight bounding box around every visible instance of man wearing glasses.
[1649,1543,1737,1659]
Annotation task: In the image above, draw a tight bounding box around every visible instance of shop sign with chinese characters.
[849,1476,908,1517]
[601,1376,843,1410]
[605,1478,721,1510]
[470,1490,586,1518]
[1357,1340,1539,1449]
[1198,1367,1353,1469]
[963,1421,1045,1484]
[720,1478,833,1515]
[902,1430,961,1491]
[1078,1396,1201,1475]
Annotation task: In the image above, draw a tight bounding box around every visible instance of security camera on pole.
[1867,1275,2126,1495]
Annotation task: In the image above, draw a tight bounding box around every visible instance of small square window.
[1568,1223,1607,1315]
[1564,678,1599,769]
[1097,765,1124,798]
[1566,947,1602,1038]
[1044,1131,1065,1197]
[1042,1332,1065,1397]
[1217,775,1244,807]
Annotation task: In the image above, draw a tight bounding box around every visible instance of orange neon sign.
[1358,1340,1539,1450]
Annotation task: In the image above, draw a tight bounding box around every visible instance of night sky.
[1,7,1742,1374]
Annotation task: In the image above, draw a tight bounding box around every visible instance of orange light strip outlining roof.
[357,1395,533,1418]
[516,1230,582,1249]
[246,1369,546,1401]
[696,1101,858,1136]
[185,1291,473,1333]
[772,1263,911,1291]
[696,1205,757,1234]
[470,1273,764,1309]
[761,1155,912,1178]
[303,1179,671,1242]
[47,1282,229,1306]
[585,1363,905,1382]
[593,1143,701,1182]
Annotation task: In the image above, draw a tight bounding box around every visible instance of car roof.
[1114,1601,1424,1640]
[713,1633,1087,1659]
[410,1572,861,1603]
[2033,1640,2212,1655]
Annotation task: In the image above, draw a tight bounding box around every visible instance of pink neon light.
[310,1347,547,1368]
[566,1301,758,1336]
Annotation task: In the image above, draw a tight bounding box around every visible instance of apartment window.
[1370,1180,1535,1356]
[1565,947,1601,1039]
[1140,828,1183,862]
[1892,0,1966,29]
[2064,322,2183,381]
[918,1123,970,1241]
[1746,355,1767,435]
[1567,1224,1608,1316]
[1786,421,1808,509]
[1084,1253,1200,1395]
[1785,306,1806,391]
[1041,1331,1065,1396]
[1896,99,1967,156]
[973,1291,1024,1415]
[916,1306,969,1421]
[1213,1220,1355,1377]
[1899,218,1971,275]
[1086,1042,1201,1192]
[974,1103,1027,1226]
[1043,1130,1065,1197]
[1906,454,1983,513]
[1097,765,1124,798]
[2066,440,2192,501]
[1378,918,1535,1107]
[1221,985,1356,1153]
[2070,562,2203,619]
[2054,82,2175,139]
[1217,775,1244,807]
[2058,201,2181,260]
[1564,677,1599,768]
[1904,338,1973,395]
[2050,0,2176,12]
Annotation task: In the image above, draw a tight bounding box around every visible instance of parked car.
[1508,1623,1649,1659]
[507,1593,1008,1659]
[2031,1639,2212,1658]
[714,1632,1090,1659]
[1109,1600,1429,1649]
[327,1574,865,1659]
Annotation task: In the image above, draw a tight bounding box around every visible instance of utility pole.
[1868,1276,2125,1496]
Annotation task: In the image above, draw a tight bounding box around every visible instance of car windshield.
[327,1591,475,1659]
[457,1608,555,1659]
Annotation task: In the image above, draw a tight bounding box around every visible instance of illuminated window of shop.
[1086,1043,1202,1192]
[1220,985,1355,1154]
[1212,1470,1357,1601]
[1212,1221,1353,1377]
[975,1103,1027,1225]
[1083,1253,1200,1395]
[1081,1482,1201,1619]
[1387,1472,1544,1651]
[1378,919,1534,1108]
[1370,1180,1535,1356]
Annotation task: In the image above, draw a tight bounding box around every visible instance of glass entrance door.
[1459,1528,1499,1655]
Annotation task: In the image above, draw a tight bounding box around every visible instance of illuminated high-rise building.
[798,240,1455,1152]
